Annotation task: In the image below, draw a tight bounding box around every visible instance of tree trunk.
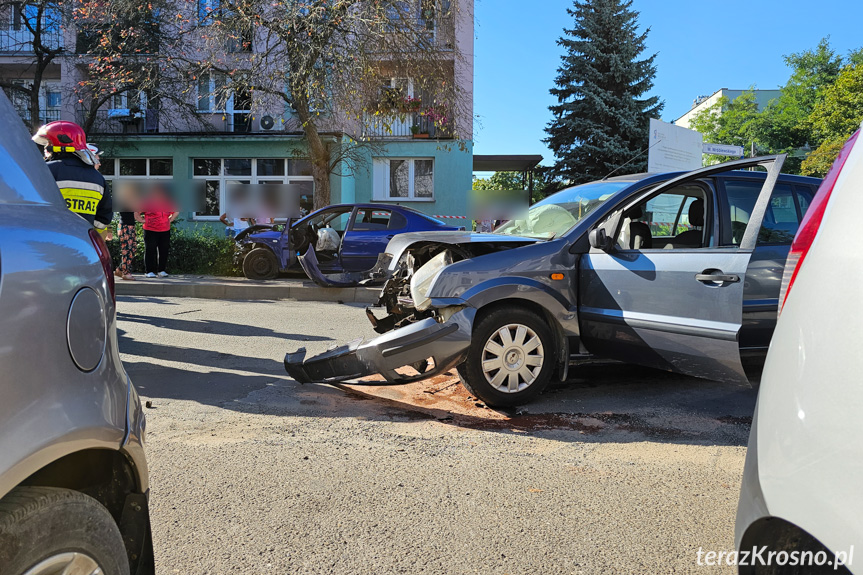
[295,101,331,210]
[29,78,41,131]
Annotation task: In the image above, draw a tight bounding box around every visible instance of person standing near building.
[32,122,111,236]
[136,189,177,278]
[115,211,137,280]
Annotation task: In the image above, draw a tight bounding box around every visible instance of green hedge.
[106,222,242,276]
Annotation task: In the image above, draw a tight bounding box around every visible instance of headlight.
[410,250,453,311]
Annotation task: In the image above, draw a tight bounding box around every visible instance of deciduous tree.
[197,0,470,209]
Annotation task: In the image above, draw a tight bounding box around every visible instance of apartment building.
[0,0,475,224]
[673,88,781,130]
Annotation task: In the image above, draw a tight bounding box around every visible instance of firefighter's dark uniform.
[46,155,112,233]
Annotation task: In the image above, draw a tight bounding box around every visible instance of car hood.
[384,231,539,269]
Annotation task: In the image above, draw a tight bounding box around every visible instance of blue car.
[235,203,463,279]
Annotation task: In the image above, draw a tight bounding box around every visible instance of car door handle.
[695,272,740,283]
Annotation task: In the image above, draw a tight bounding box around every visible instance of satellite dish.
[260,115,275,130]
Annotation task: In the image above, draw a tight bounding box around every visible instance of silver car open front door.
[578,155,786,383]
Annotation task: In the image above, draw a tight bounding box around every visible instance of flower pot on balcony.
[412,133,430,139]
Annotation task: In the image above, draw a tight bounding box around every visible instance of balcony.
[14,108,60,126]
[82,109,160,134]
[376,16,455,52]
[362,113,451,140]
[0,27,62,53]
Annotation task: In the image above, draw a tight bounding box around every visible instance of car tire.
[457,307,556,407]
[0,486,129,575]
[243,247,279,280]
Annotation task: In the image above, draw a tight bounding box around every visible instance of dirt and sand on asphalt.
[118,296,756,574]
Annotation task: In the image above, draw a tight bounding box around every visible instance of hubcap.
[253,254,273,274]
[24,552,103,575]
[481,323,544,393]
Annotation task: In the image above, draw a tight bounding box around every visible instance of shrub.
[106,222,241,276]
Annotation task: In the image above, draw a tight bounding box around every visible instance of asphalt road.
[118,295,757,574]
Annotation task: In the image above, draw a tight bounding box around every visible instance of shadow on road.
[124,343,756,447]
[118,312,333,341]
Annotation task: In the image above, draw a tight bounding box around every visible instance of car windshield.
[494,181,632,239]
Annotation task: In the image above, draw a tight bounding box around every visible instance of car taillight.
[89,229,115,303]
[779,130,860,314]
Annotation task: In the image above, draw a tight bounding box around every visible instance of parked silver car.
[735,129,861,574]
[286,155,821,406]
[0,94,152,574]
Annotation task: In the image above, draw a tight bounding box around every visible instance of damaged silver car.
[285,155,822,406]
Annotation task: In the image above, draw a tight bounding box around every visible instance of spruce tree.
[545,0,663,184]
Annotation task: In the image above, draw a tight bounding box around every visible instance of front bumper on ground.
[284,307,476,384]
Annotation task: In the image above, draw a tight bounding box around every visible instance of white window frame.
[102,157,174,179]
[101,158,174,215]
[373,157,435,202]
[196,72,250,113]
[9,80,61,118]
[190,158,314,220]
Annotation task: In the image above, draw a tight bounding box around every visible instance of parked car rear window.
[495,181,630,240]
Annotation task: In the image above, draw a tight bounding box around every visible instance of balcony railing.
[14,108,60,126]
[82,109,160,134]
[382,17,455,51]
[0,27,62,53]
[362,112,452,139]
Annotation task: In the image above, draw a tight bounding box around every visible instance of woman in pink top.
[135,209,177,277]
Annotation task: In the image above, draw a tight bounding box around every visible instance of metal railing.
[82,108,160,134]
[390,17,455,51]
[0,27,62,53]
[14,107,60,126]
[362,112,452,139]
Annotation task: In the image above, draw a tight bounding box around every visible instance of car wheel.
[0,486,129,575]
[243,247,279,280]
[457,307,556,407]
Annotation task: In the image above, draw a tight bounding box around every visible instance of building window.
[101,158,173,212]
[373,158,434,201]
[101,158,173,178]
[191,158,314,219]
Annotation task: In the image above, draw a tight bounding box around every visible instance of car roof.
[0,91,66,206]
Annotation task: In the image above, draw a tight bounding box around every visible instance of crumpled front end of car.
[285,246,475,384]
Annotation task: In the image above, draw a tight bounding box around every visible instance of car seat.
[672,198,704,248]
[626,206,652,249]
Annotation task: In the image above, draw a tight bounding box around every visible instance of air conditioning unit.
[257,114,284,131]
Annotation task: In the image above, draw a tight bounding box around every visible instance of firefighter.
[32,121,112,236]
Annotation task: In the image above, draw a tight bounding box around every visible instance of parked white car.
[736,127,862,574]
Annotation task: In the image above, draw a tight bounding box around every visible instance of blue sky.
[472,0,863,167]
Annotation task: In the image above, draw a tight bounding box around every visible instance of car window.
[795,185,814,216]
[495,180,631,239]
[352,208,392,231]
[722,180,803,245]
[615,183,711,250]
[306,207,352,233]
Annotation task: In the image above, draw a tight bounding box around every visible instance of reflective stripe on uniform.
[59,186,104,217]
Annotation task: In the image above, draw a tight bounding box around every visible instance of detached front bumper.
[284,307,476,384]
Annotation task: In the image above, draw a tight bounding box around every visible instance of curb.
[116,277,380,304]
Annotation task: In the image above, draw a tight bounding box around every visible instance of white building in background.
[673,88,782,130]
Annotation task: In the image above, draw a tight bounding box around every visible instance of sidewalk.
[115,275,380,304]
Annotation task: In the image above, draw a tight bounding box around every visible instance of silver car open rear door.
[578,155,786,383]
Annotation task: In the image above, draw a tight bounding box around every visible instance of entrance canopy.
[473,154,543,173]
[473,154,544,195]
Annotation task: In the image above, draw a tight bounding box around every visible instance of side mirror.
[589,228,611,251]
